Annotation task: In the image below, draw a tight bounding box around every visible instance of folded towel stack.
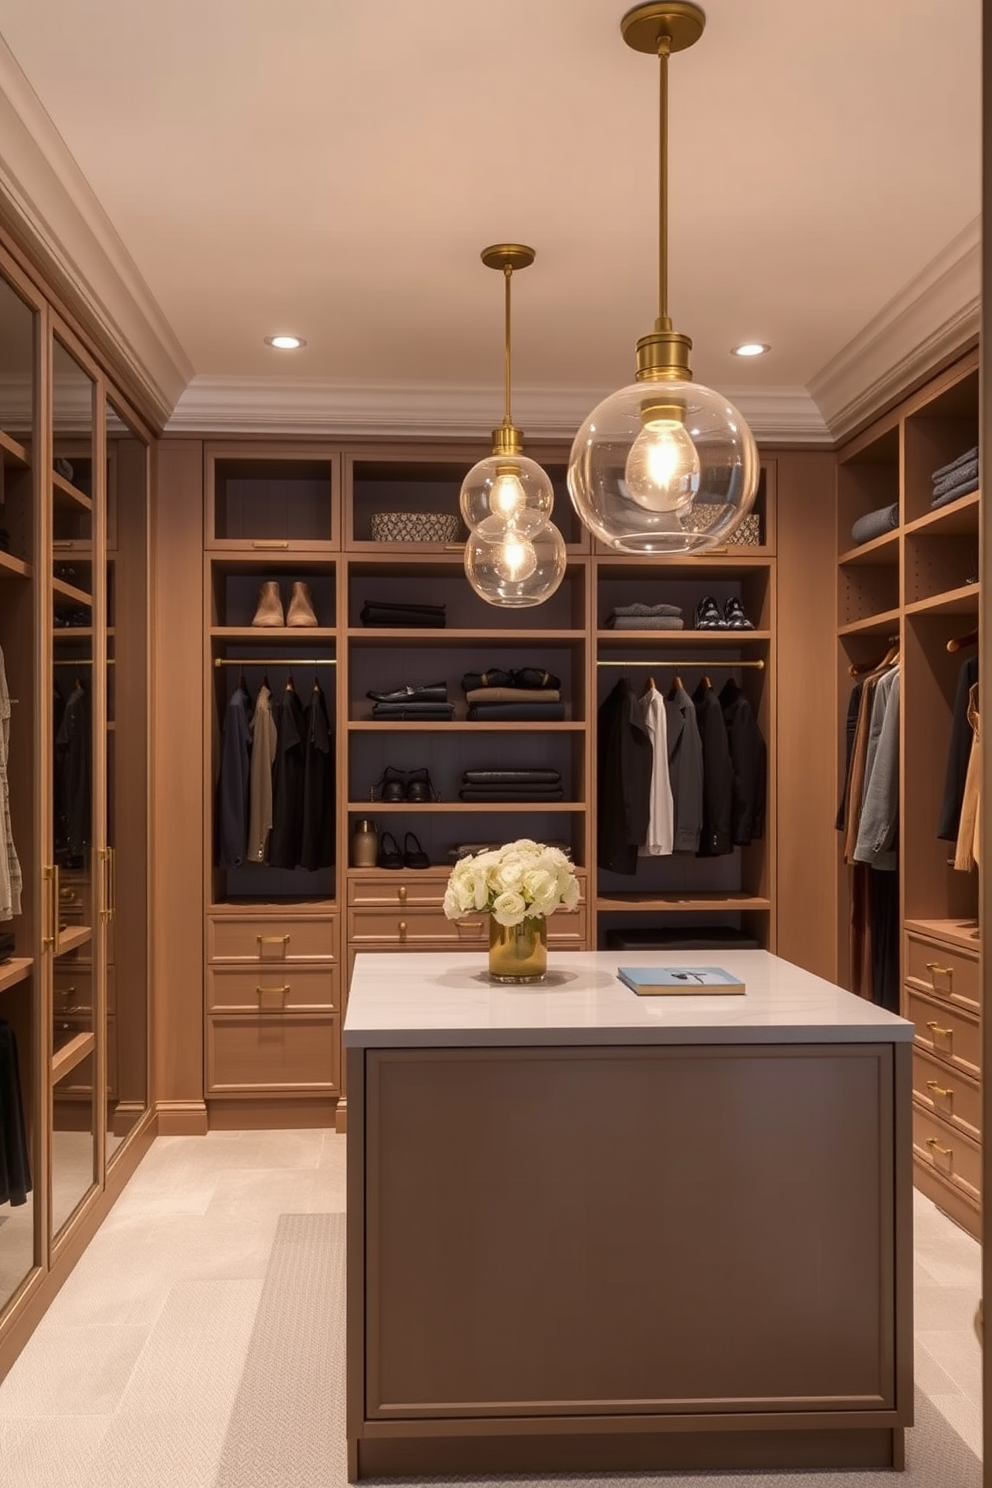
[366,681,454,720]
[931,445,979,510]
[360,599,446,628]
[605,602,684,631]
[461,667,565,721]
[458,768,564,801]
[850,503,899,547]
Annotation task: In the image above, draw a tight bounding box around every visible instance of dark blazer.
[719,680,767,845]
[597,679,652,874]
[693,682,733,857]
[938,655,979,840]
[217,684,251,868]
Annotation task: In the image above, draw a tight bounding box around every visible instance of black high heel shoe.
[377,831,403,869]
[403,832,430,869]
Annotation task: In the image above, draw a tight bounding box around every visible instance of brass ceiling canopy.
[480,244,536,273]
[620,0,705,56]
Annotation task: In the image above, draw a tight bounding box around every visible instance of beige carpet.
[211,1212,980,1488]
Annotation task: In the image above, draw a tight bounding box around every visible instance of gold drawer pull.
[926,961,953,978]
[926,1021,953,1037]
[251,539,289,549]
[460,921,484,931]
[926,1080,953,1098]
[256,984,290,997]
[398,921,407,934]
[59,887,77,902]
[257,934,290,947]
[926,1136,952,1158]
[398,885,407,902]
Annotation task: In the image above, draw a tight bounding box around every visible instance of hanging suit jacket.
[719,680,767,845]
[300,684,335,871]
[853,667,900,870]
[270,685,307,870]
[217,685,252,868]
[597,679,652,874]
[692,683,733,857]
[938,655,979,841]
[0,1019,31,1207]
[637,686,674,856]
[663,684,703,853]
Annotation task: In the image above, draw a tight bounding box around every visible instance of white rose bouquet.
[443,839,579,927]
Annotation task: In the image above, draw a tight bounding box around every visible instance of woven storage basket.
[683,505,761,547]
[370,511,460,544]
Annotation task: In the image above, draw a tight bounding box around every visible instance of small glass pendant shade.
[568,379,759,554]
[464,518,567,608]
[460,453,556,530]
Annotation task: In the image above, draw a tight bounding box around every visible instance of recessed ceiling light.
[731,342,770,357]
[265,334,306,350]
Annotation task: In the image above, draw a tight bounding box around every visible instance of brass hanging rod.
[597,658,764,670]
[214,657,337,668]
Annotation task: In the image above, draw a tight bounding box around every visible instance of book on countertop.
[617,965,745,996]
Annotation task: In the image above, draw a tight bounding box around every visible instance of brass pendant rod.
[503,264,513,428]
[657,34,671,327]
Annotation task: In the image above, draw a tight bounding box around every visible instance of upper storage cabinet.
[206,447,341,550]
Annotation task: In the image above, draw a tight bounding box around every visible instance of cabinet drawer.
[904,985,980,1079]
[207,965,338,1012]
[912,1046,981,1143]
[348,873,448,908]
[207,1015,340,1094]
[905,933,980,1012]
[347,906,587,948]
[913,1104,981,1204]
[207,915,336,962]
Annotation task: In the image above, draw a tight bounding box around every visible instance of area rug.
[214,1211,979,1487]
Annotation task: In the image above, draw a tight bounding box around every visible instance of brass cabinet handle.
[256,984,290,998]
[109,845,117,919]
[59,886,75,902]
[460,921,484,932]
[398,885,407,902]
[99,847,111,921]
[926,961,953,978]
[925,1136,952,1157]
[926,1080,953,1098]
[398,920,407,937]
[926,1021,953,1037]
[43,865,60,952]
[257,934,290,952]
[251,539,289,549]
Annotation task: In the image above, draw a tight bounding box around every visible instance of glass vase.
[488,915,548,984]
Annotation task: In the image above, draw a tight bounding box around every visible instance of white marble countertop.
[344,950,914,1048]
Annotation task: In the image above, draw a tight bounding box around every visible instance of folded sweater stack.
[605,602,684,631]
[850,503,899,547]
[931,445,979,510]
[461,667,565,721]
[458,768,564,802]
[366,681,454,720]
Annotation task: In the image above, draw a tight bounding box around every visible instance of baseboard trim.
[155,1100,209,1136]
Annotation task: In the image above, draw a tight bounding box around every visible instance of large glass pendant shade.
[568,376,759,553]
[464,519,567,608]
[460,452,555,530]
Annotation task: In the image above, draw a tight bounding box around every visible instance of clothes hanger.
[947,627,978,654]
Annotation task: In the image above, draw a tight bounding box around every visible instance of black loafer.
[724,596,754,629]
[693,595,723,629]
[403,832,430,869]
[377,831,403,869]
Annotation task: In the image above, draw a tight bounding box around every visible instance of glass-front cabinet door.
[104,400,148,1157]
[0,264,40,1315]
[48,333,102,1240]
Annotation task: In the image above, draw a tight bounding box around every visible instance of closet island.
[345,949,913,1479]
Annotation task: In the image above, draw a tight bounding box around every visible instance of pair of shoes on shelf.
[252,580,318,627]
[375,766,436,803]
[378,831,430,869]
[693,595,754,630]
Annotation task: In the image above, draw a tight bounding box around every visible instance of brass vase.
[488,915,547,983]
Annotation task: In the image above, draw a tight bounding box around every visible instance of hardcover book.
[617,965,746,996]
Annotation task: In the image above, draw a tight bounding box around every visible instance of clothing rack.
[597,658,765,670]
[213,657,337,668]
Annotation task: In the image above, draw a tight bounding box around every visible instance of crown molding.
[809,216,981,443]
[169,376,832,446]
[0,37,193,427]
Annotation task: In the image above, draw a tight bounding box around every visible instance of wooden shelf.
[348,720,585,731]
[0,957,32,994]
[596,892,772,911]
[51,1030,95,1082]
[904,917,980,952]
[56,924,93,955]
[904,586,980,619]
[52,471,92,512]
[837,608,902,638]
[211,627,337,642]
[596,630,772,646]
[0,551,31,580]
[0,429,29,467]
[837,530,900,567]
[349,801,584,814]
[904,491,980,536]
[347,627,586,644]
[52,577,92,607]
[53,627,93,642]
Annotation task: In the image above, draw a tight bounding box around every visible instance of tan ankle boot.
[252,580,284,627]
[287,580,318,627]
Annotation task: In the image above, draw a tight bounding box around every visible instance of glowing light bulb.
[624,412,700,513]
[490,463,527,520]
[493,531,538,582]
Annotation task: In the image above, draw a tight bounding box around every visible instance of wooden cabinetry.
[835,345,981,1237]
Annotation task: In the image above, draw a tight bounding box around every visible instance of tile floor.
[0,1131,983,1485]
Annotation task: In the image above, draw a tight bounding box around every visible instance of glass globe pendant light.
[567,2,759,554]
[460,244,566,606]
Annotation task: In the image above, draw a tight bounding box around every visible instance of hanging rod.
[597,658,765,670]
[214,657,337,668]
